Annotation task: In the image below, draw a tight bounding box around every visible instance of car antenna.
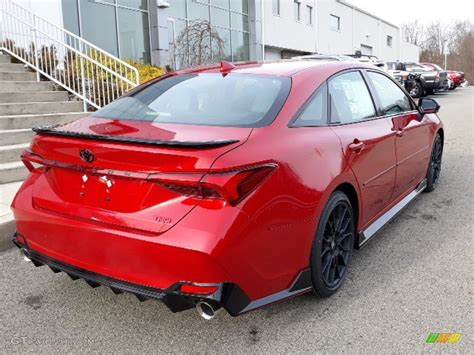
[220,61,235,76]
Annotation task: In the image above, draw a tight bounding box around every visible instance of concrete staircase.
[0,52,86,250]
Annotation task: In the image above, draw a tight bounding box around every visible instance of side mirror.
[418,98,440,114]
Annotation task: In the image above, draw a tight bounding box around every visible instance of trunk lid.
[28,115,251,234]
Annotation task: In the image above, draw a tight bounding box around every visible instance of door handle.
[348,140,365,152]
[396,129,405,137]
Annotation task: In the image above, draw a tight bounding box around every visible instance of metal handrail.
[0,0,140,111]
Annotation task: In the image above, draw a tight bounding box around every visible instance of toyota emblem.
[79,149,95,163]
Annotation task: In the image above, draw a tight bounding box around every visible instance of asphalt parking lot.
[0,87,473,353]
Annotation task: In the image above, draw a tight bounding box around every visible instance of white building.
[1,0,419,68]
[264,0,419,62]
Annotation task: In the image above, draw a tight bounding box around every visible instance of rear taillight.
[22,149,276,206]
[154,164,277,206]
[160,182,223,200]
[21,150,49,173]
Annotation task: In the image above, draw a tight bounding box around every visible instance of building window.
[73,0,151,63]
[330,14,340,31]
[168,0,250,69]
[386,35,393,47]
[306,5,313,26]
[294,0,301,22]
[272,0,280,15]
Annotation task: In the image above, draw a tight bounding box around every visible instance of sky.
[346,0,474,26]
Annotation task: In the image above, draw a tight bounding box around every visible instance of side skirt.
[358,179,427,248]
[238,268,312,314]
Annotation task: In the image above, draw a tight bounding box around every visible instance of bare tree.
[417,19,473,83]
[402,20,424,46]
[423,21,450,56]
[448,20,472,53]
[171,20,226,69]
[446,21,473,83]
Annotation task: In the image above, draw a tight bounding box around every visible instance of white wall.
[316,0,403,61]
[400,41,420,62]
[12,0,64,27]
[262,0,420,62]
[265,46,283,60]
[315,0,353,54]
[263,0,317,54]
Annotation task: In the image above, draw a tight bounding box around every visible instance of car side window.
[328,71,376,124]
[293,84,327,126]
[367,71,413,115]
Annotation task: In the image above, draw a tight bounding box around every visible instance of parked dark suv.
[420,63,450,91]
[404,63,444,95]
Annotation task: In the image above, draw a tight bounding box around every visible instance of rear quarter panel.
[208,68,360,296]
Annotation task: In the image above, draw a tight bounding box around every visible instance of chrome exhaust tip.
[196,301,222,320]
[20,248,31,262]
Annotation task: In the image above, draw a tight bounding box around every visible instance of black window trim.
[288,67,422,129]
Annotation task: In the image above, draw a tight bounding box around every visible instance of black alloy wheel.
[425,134,443,192]
[311,191,354,297]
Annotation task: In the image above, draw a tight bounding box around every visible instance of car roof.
[292,54,360,62]
[175,60,374,77]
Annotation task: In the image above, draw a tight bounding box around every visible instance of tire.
[425,134,443,192]
[310,191,355,298]
[410,82,423,98]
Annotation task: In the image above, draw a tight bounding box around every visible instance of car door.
[365,70,431,199]
[328,70,397,227]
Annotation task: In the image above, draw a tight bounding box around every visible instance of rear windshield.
[93,73,291,127]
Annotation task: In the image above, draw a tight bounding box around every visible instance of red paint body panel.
[12,61,443,311]
[447,70,465,86]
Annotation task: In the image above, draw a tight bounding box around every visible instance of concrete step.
[0,143,29,163]
[0,81,55,92]
[0,71,37,81]
[0,161,27,184]
[0,63,28,73]
[0,62,24,68]
[0,101,83,115]
[0,55,11,64]
[0,112,86,130]
[0,91,69,104]
[0,63,27,70]
[0,129,34,146]
[0,181,23,251]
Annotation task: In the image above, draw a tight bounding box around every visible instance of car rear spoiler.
[32,125,240,148]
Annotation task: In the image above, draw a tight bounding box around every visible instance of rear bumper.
[12,233,312,316]
[11,173,313,316]
[12,233,250,315]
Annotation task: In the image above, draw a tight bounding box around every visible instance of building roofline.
[336,0,400,29]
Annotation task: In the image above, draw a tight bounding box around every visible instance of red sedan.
[448,70,465,88]
[12,61,444,319]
